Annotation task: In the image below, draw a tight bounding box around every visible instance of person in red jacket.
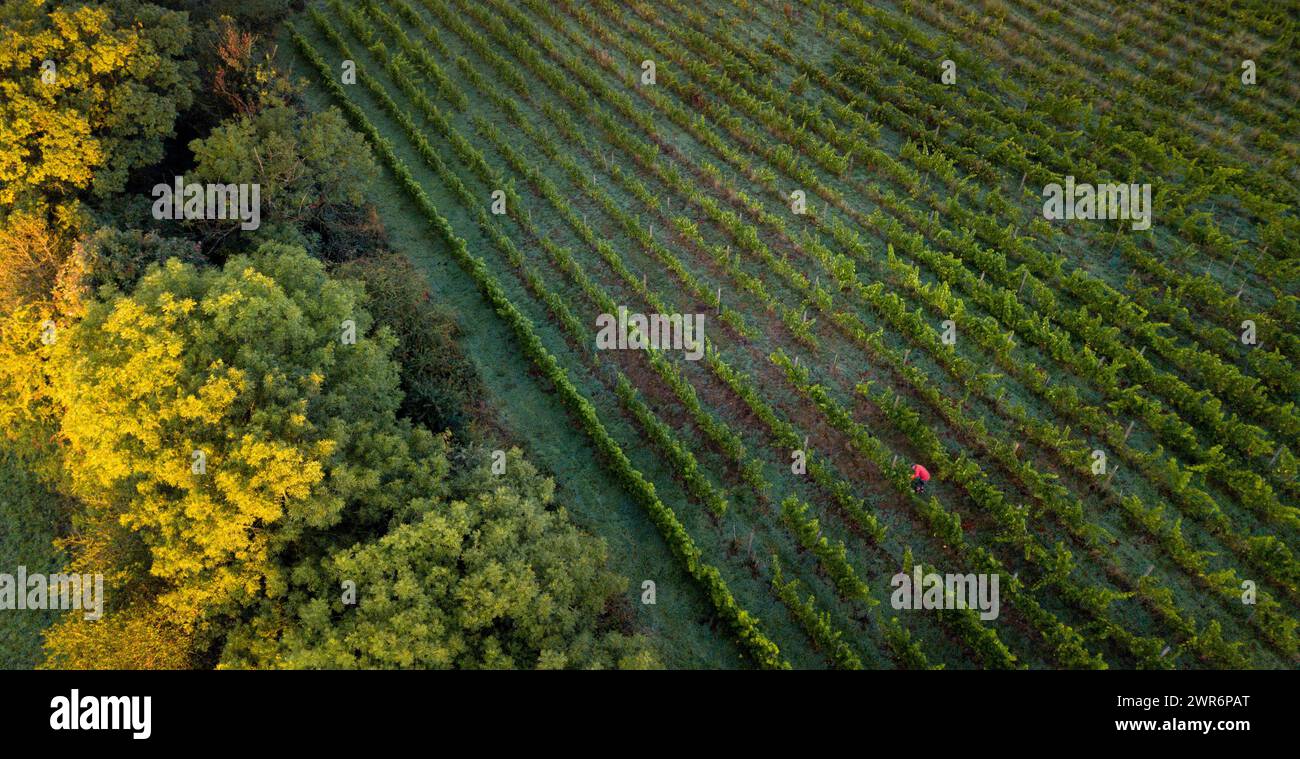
[911,463,931,496]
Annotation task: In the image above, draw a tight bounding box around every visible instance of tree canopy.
[2,2,655,670]
[48,243,398,626]
[0,0,196,213]
[30,244,655,668]
[187,104,378,252]
[223,450,657,670]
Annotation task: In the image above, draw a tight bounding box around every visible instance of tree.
[49,243,400,628]
[75,226,206,295]
[0,301,63,469]
[209,16,276,116]
[42,598,197,670]
[0,0,196,212]
[0,210,69,311]
[156,0,295,27]
[186,104,378,255]
[0,445,70,669]
[222,450,658,670]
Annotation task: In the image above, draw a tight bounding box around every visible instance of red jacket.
[912,464,931,482]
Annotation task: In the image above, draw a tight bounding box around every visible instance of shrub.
[335,252,479,436]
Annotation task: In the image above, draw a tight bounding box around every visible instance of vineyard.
[282,0,1298,669]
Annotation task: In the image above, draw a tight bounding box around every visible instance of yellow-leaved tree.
[45,243,397,641]
[0,0,195,212]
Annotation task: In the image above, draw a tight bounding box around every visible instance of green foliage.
[28,242,653,668]
[187,104,378,256]
[0,446,68,669]
[334,252,479,437]
[780,496,875,607]
[78,227,205,295]
[287,0,1300,670]
[770,555,862,669]
[294,23,784,667]
[223,450,657,669]
[155,0,295,26]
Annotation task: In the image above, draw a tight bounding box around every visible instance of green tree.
[187,104,379,255]
[0,445,70,668]
[75,226,205,295]
[222,450,658,670]
[335,252,478,435]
